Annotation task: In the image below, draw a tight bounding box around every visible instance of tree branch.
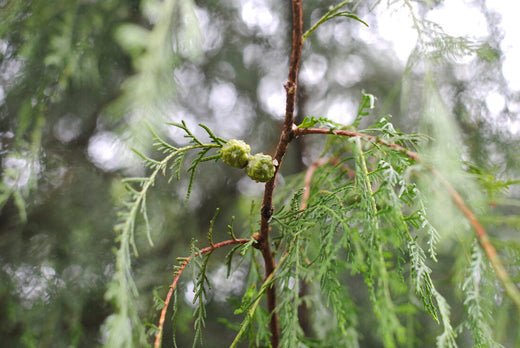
[154,238,250,348]
[258,1,304,347]
[293,126,420,161]
[293,126,520,312]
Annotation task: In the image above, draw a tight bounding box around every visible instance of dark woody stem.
[258,0,304,347]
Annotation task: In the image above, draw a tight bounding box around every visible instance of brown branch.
[154,238,250,348]
[293,126,420,161]
[432,170,520,311]
[258,1,304,347]
[293,126,520,312]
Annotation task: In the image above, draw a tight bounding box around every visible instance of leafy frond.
[303,0,368,42]
[207,208,220,246]
[317,221,359,346]
[191,249,211,348]
[353,91,376,128]
[405,200,441,262]
[462,242,504,348]
[104,122,223,347]
[278,244,304,348]
[408,240,457,347]
[353,137,406,347]
[298,116,343,130]
[399,0,478,67]
[225,244,243,278]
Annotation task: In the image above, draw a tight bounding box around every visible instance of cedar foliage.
[1,1,519,347]
[102,2,519,347]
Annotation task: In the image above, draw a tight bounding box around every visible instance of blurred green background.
[1,0,519,347]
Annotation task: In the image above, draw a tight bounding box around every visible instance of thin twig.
[293,126,520,312]
[301,158,336,210]
[154,238,249,348]
[258,1,304,347]
[294,126,420,161]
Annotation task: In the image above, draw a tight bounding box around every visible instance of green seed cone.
[246,153,275,182]
[220,139,251,168]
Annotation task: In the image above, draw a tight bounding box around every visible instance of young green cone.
[246,153,275,182]
[220,139,251,168]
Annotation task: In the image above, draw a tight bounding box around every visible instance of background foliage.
[1,0,519,347]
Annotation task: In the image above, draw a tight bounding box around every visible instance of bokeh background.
[1,0,519,346]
